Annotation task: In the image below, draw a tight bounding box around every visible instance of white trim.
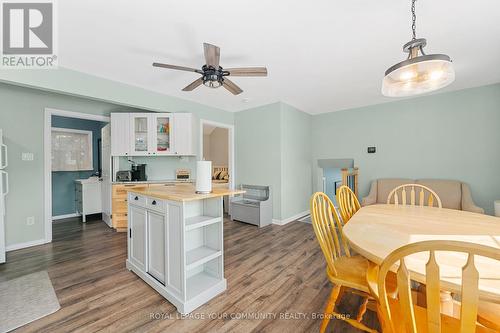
[47,108,110,122]
[199,119,235,191]
[52,213,80,221]
[44,108,110,244]
[6,238,48,252]
[272,210,310,226]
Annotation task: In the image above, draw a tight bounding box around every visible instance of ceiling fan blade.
[222,78,243,95]
[225,67,268,77]
[182,78,204,91]
[152,62,202,73]
[203,43,220,68]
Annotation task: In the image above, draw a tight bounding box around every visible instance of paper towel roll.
[495,200,500,217]
[196,161,212,194]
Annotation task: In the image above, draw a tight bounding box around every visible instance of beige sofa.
[361,178,484,214]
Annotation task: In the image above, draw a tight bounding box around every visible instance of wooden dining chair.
[336,185,361,224]
[310,192,380,333]
[387,184,442,208]
[373,240,500,333]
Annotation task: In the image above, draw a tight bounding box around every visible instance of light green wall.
[235,103,283,219]
[235,102,312,221]
[280,103,312,219]
[0,70,233,247]
[312,83,500,215]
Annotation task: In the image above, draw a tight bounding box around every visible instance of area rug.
[0,271,60,333]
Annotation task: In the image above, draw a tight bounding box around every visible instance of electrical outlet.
[22,152,34,161]
[26,216,35,226]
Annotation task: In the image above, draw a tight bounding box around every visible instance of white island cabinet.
[126,185,244,314]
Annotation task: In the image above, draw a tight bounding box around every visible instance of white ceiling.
[59,0,500,114]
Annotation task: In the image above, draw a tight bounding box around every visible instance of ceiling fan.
[152,43,267,95]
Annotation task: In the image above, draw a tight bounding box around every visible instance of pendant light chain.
[411,0,417,40]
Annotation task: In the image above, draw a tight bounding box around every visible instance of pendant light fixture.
[382,0,455,97]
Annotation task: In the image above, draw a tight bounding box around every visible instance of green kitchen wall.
[0,69,234,249]
[312,83,500,215]
[235,102,312,222]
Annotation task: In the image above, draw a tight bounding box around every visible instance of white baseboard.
[272,210,310,226]
[6,238,48,252]
[52,213,80,221]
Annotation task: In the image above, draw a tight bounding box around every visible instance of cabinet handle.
[152,200,157,205]
[134,196,139,200]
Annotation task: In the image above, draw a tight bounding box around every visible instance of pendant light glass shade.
[382,52,455,97]
[382,0,455,97]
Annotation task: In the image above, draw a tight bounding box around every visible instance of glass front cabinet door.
[151,113,173,155]
[130,113,150,156]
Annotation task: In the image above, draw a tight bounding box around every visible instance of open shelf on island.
[186,246,221,270]
[185,216,222,231]
[186,271,221,301]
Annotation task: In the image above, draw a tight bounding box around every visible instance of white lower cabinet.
[127,194,225,314]
[147,211,166,284]
[129,205,147,272]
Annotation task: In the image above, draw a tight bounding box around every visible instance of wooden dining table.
[343,204,500,312]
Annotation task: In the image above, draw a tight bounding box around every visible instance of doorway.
[200,120,234,215]
[44,108,110,243]
[199,120,234,190]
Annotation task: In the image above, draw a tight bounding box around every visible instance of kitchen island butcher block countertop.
[125,183,244,201]
[125,184,244,314]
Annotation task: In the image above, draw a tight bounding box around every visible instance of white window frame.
[51,127,93,172]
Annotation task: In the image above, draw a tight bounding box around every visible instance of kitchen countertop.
[126,184,244,202]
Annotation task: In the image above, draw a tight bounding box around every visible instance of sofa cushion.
[415,179,462,210]
[377,178,414,204]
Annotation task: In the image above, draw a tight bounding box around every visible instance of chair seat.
[386,298,496,333]
[326,255,372,293]
[327,255,398,296]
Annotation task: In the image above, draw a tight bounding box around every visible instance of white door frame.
[199,119,235,190]
[44,108,110,243]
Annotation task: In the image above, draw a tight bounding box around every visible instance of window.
[51,128,93,171]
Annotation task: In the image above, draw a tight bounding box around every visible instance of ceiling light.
[382,0,455,97]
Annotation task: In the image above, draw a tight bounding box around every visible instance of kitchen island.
[125,184,244,314]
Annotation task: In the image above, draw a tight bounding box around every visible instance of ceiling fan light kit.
[382,0,455,97]
[153,43,268,95]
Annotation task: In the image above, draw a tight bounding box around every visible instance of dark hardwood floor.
[0,217,379,333]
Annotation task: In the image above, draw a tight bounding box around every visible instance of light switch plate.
[22,152,34,161]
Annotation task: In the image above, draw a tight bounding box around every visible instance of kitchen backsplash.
[117,156,197,180]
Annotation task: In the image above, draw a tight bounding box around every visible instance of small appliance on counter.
[115,160,148,182]
[128,159,147,181]
[175,168,191,181]
[131,163,147,181]
[116,170,132,182]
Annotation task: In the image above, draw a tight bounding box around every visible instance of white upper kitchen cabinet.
[150,113,173,156]
[172,113,196,156]
[130,113,151,156]
[111,112,196,157]
[110,113,130,156]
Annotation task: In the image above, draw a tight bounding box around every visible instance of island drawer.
[147,197,165,213]
[128,193,147,207]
